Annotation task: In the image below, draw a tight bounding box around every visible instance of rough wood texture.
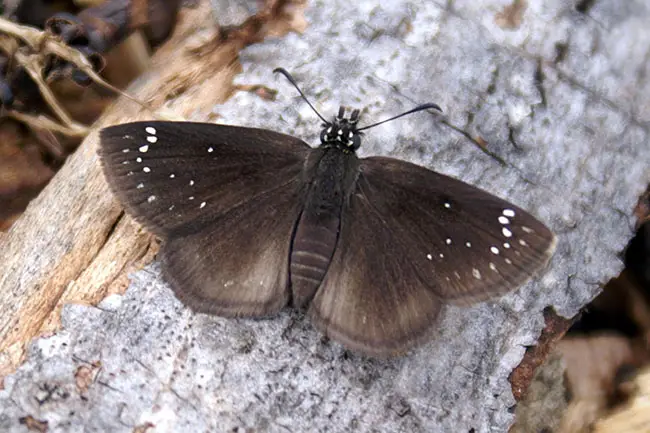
[1,0,648,432]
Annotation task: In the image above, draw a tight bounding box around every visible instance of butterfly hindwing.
[99,121,312,236]
[161,176,308,317]
[308,183,443,356]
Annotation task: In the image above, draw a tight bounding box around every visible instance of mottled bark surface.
[1,0,648,432]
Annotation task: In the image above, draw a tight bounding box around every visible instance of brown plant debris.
[495,0,527,29]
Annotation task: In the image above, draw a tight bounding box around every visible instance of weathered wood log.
[1,0,648,431]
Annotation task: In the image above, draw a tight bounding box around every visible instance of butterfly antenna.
[273,68,330,124]
[357,103,443,131]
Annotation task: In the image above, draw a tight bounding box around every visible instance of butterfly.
[98,68,556,356]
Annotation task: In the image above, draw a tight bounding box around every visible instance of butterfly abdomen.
[291,213,339,308]
[290,148,361,308]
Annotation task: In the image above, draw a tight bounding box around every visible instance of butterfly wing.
[161,175,308,317]
[309,156,555,356]
[100,121,314,317]
[358,156,557,304]
[308,186,444,356]
[99,121,312,236]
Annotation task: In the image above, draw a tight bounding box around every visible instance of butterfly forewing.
[354,156,556,305]
[99,121,312,236]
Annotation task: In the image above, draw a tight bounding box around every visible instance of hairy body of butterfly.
[100,104,556,357]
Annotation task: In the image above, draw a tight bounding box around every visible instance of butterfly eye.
[351,133,361,150]
[320,128,329,143]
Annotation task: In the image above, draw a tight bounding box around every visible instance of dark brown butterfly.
[99,68,556,356]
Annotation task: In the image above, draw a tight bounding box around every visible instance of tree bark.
[1,0,648,432]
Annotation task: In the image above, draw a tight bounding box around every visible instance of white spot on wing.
[503,242,511,249]
[426,254,433,260]
[472,268,482,280]
[505,258,513,264]
[122,149,130,153]
[208,147,214,153]
[200,202,206,208]
[147,195,156,203]
[143,167,151,173]
[189,180,195,186]
[503,209,516,217]
[139,145,149,153]
[446,238,452,245]
[519,239,528,246]
[136,157,142,163]
[502,227,513,237]
[498,216,509,225]
[147,136,158,143]
[522,226,534,233]
[490,246,499,255]
[489,262,497,271]
[169,174,175,178]
[137,183,144,189]
[444,202,451,208]
[145,127,157,135]
[465,242,472,248]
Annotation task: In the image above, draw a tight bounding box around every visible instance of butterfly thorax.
[320,106,362,153]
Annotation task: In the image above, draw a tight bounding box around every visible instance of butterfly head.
[320,106,363,152]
